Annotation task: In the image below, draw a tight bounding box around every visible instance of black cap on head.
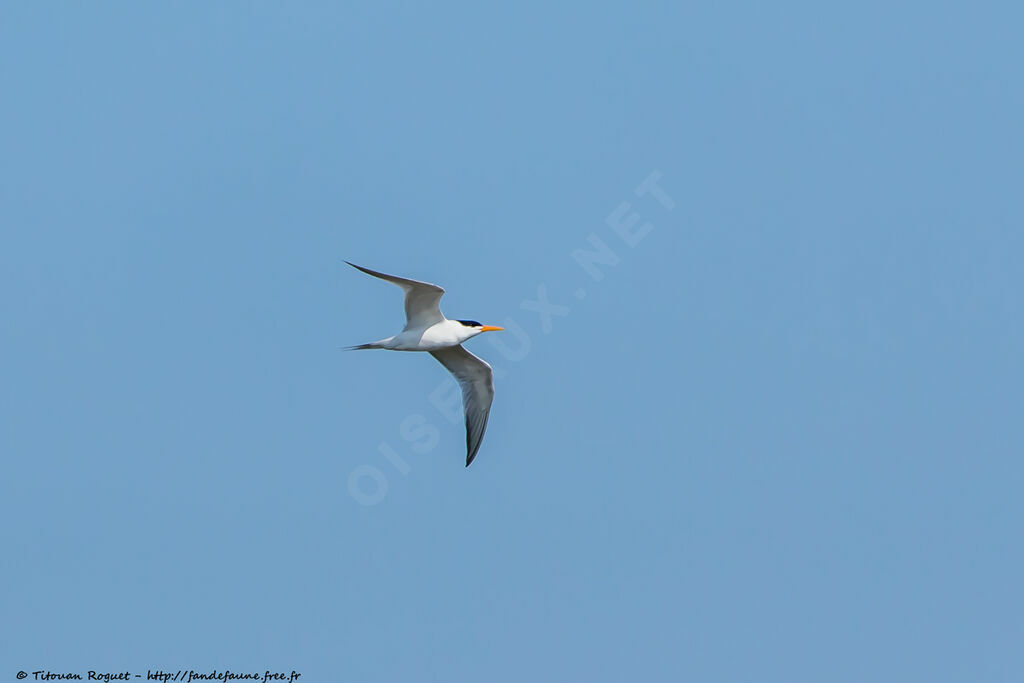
[456,319,482,327]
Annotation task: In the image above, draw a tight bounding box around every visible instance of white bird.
[345,262,504,467]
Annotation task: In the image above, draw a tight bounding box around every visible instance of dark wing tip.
[466,426,477,467]
[466,437,483,467]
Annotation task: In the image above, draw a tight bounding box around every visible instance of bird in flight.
[345,262,504,467]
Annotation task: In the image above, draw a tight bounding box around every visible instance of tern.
[345,262,504,467]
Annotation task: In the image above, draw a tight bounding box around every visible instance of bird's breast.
[391,321,468,351]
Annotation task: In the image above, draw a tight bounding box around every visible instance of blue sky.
[2,2,1022,681]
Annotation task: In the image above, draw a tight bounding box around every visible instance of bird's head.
[456,319,504,339]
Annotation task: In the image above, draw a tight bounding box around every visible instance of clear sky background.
[2,3,1022,682]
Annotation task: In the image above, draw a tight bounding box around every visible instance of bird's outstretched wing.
[430,345,495,467]
[346,261,446,329]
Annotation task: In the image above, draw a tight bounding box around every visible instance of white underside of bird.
[345,262,504,467]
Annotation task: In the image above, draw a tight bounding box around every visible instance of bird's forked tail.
[344,342,384,350]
